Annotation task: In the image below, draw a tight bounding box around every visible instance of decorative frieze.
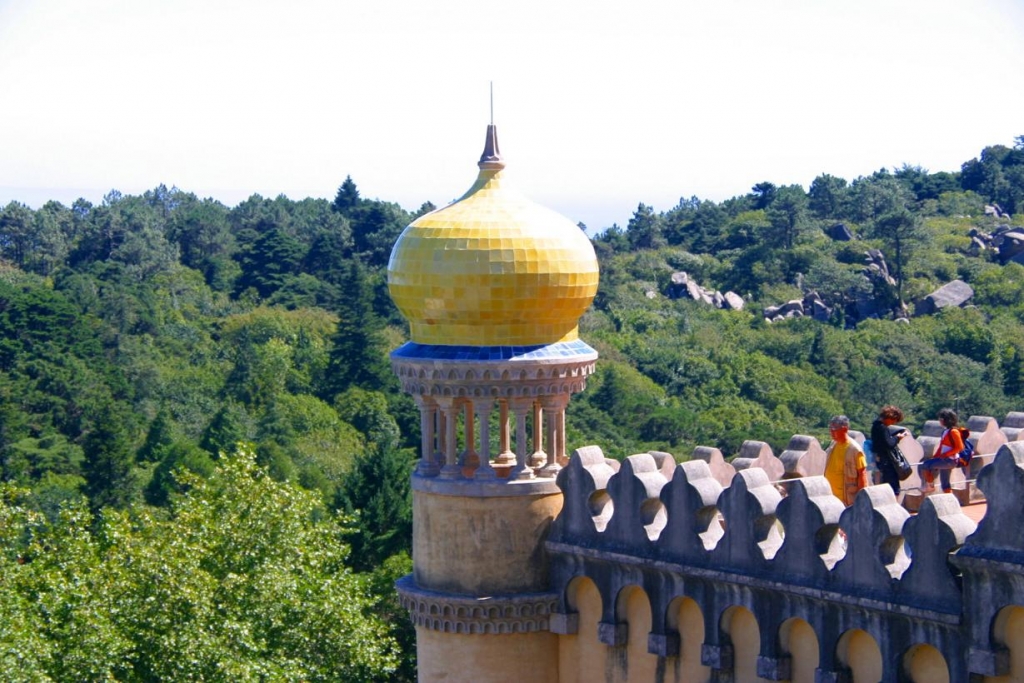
[396,574,559,635]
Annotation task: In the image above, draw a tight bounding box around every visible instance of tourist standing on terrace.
[824,415,868,505]
[871,404,910,495]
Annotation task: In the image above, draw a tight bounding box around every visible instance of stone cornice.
[412,475,561,497]
[395,574,559,634]
[391,355,597,399]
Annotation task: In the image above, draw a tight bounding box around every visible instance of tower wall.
[416,628,559,683]
[413,488,563,594]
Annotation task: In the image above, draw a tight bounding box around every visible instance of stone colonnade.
[413,394,569,480]
[391,349,597,482]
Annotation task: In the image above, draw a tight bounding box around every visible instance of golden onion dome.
[387,125,599,347]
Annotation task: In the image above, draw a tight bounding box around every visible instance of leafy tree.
[2,434,83,485]
[933,307,995,364]
[0,450,401,681]
[258,393,365,498]
[660,195,700,246]
[846,172,912,223]
[334,387,401,452]
[961,143,1024,213]
[144,441,215,506]
[593,223,630,256]
[1005,345,1024,397]
[268,272,341,310]
[894,164,960,202]
[804,261,872,312]
[413,201,437,219]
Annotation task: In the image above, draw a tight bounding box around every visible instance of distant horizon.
[0,135,1006,235]
[2,0,1023,232]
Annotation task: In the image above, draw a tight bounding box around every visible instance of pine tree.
[332,176,361,216]
[334,443,415,571]
[82,403,134,510]
[1006,345,1024,396]
[233,227,305,298]
[137,407,175,462]
[322,261,392,398]
[199,404,247,457]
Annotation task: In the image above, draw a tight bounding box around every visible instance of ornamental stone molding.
[390,340,598,401]
[396,574,558,635]
[391,358,597,400]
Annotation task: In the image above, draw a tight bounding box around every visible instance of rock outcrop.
[665,271,744,311]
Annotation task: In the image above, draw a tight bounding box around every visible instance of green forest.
[1,137,1024,680]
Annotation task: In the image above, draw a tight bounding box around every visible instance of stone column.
[495,399,515,466]
[415,397,440,477]
[557,405,568,467]
[462,399,479,468]
[511,398,535,480]
[435,407,445,466]
[474,400,497,480]
[539,396,568,478]
[438,398,462,479]
[529,400,546,468]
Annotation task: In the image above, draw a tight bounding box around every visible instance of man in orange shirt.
[824,415,868,506]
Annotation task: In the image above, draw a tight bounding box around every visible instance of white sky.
[1,0,1023,231]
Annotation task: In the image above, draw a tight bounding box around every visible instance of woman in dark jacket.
[871,405,908,495]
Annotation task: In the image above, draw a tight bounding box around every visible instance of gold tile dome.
[387,125,599,347]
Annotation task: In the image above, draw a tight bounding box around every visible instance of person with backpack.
[920,408,967,494]
[870,405,910,495]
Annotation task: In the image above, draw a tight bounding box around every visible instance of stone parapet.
[545,442,1024,681]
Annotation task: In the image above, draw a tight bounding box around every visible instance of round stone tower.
[389,123,599,682]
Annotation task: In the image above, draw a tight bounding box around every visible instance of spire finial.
[479,82,504,170]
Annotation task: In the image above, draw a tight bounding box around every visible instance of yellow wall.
[779,618,819,683]
[722,606,769,683]
[904,644,949,683]
[614,586,657,683]
[417,627,559,683]
[676,597,711,683]
[986,606,1024,683]
[838,629,883,683]
[558,577,606,683]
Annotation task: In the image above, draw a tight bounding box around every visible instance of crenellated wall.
[545,441,1024,682]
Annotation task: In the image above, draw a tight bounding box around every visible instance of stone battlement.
[544,441,1024,680]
